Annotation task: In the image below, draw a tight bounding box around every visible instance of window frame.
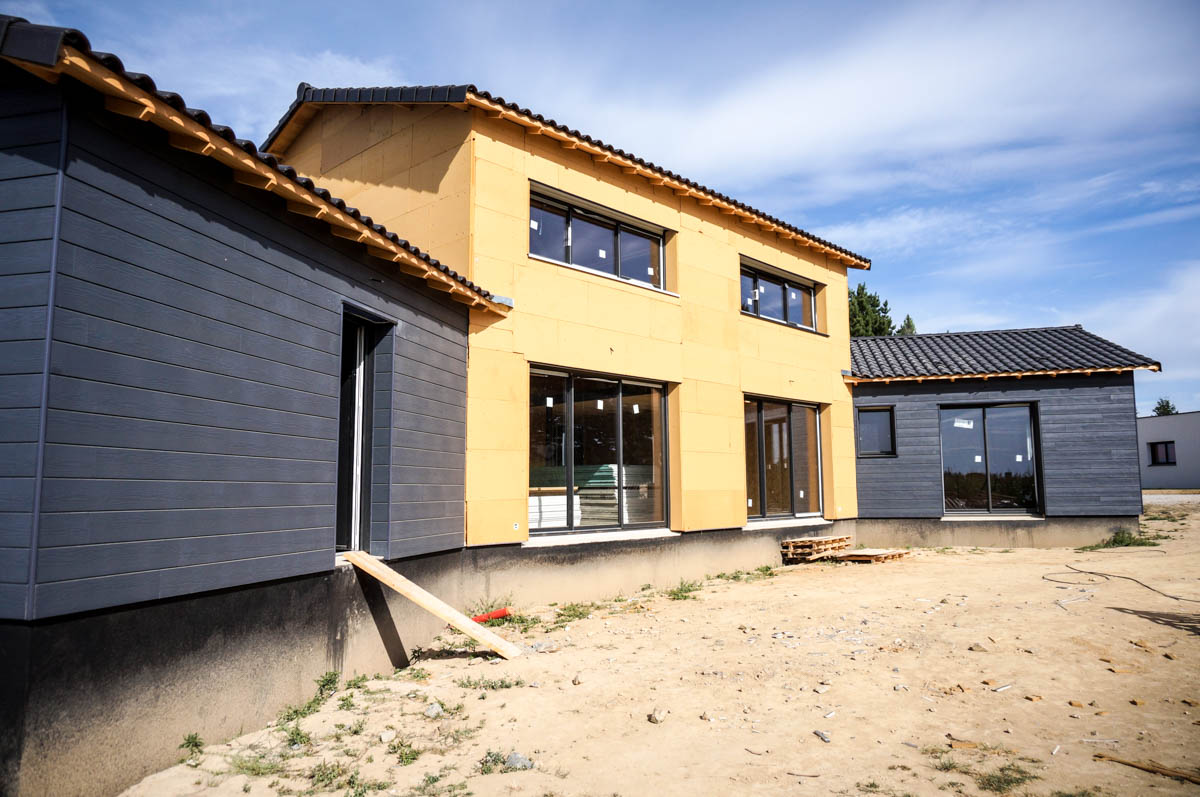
[528,191,666,290]
[739,263,820,332]
[744,395,824,520]
[856,406,897,457]
[1148,440,1177,466]
[528,365,670,534]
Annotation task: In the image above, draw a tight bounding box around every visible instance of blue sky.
[8,0,1199,413]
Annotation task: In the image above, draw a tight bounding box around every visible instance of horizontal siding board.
[38,505,334,548]
[43,444,334,483]
[33,548,333,616]
[46,409,338,461]
[388,530,463,560]
[0,306,48,342]
[48,376,338,440]
[36,526,333,582]
[0,511,31,548]
[0,546,29,583]
[0,478,34,513]
[0,239,50,276]
[0,109,60,149]
[0,339,45,372]
[0,408,39,442]
[388,500,464,522]
[0,142,58,181]
[0,374,42,408]
[39,479,335,513]
[0,206,54,243]
[50,339,338,419]
[0,172,55,213]
[0,272,50,308]
[0,583,24,617]
[0,443,37,476]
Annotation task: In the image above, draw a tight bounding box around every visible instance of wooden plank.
[343,550,523,660]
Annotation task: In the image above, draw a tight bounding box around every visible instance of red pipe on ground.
[471,607,511,623]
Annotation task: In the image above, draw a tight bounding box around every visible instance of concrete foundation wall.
[853,515,1135,549]
[0,522,835,796]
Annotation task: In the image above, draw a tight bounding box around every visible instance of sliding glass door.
[529,369,666,533]
[745,398,823,519]
[940,404,1039,513]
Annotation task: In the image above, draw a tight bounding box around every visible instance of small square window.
[857,407,896,456]
[1149,441,1176,465]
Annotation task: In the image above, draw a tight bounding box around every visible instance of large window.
[529,369,666,532]
[857,407,896,456]
[740,264,817,330]
[745,398,822,518]
[940,404,1039,513]
[529,193,664,289]
[1148,441,1176,465]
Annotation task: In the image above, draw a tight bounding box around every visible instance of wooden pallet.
[781,534,852,562]
[832,548,910,564]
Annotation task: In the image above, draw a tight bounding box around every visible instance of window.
[528,193,664,289]
[529,368,666,532]
[740,264,818,330]
[939,404,1039,514]
[857,407,896,456]
[745,397,822,518]
[1149,441,1176,465]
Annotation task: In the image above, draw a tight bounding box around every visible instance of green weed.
[665,579,702,600]
[974,763,1038,793]
[179,732,204,759]
[1077,529,1161,551]
[455,676,524,690]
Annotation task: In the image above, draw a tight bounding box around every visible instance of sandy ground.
[125,506,1200,797]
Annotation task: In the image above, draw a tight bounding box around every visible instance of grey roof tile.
[850,325,1159,380]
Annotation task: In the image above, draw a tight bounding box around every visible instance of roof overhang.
[264,87,871,270]
[0,30,508,316]
[844,363,1162,385]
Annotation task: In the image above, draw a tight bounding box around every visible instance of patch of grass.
[1077,528,1161,551]
[932,756,960,772]
[228,752,284,777]
[310,760,347,788]
[389,737,421,766]
[344,771,391,796]
[401,666,431,682]
[1050,791,1103,797]
[664,579,702,600]
[548,601,601,629]
[337,694,357,711]
[179,732,204,759]
[755,564,775,578]
[974,763,1038,794]
[283,722,311,747]
[455,676,525,690]
[406,769,470,796]
[344,674,368,689]
[478,749,506,775]
[640,583,653,591]
[279,670,341,723]
[857,782,881,793]
[348,718,365,735]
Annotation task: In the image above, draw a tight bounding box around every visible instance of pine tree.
[848,283,895,337]
[897,314,917,335]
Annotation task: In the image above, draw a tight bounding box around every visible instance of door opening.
[336,311,380,551]
[939,404,1039,514]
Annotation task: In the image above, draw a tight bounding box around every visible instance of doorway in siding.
[336,308,390,552]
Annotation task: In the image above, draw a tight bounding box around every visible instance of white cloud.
[1085,203,1200,234]
[0,1,57,24]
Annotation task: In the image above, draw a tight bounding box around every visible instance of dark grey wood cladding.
[852,373,1142,518]
[0,72,470,619]
[0,66,62,619]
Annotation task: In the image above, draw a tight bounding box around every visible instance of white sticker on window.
[596,400,604,409]
[974,455,983,463]
[545,397,554,407]
[798,490,804,498]
[790,291,797,300]
[647,267,655,276]
[747,498,754,507]
[1015,454,1023,462]
[954,418,975,429]
[598,249,607,259]
[530,219,539,231]
[632,404,640,414]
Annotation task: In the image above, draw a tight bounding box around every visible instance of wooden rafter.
[844,364,1160,385]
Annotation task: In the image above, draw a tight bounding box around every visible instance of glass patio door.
[940,405,1038,513]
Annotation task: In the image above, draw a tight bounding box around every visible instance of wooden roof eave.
[848,364,1161,385]
[15,47,508,317]
[463,93,871,271]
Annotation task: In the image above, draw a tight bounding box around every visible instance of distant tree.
[848,283,895,337]
[1153,397,1178,416]
[897,314,917,335]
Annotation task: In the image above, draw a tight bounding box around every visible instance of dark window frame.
[744,395,824,520]
[1148,441,1177,466]
[528,365,670,535]
[856,406,897,457]
[739,263,819,332]
[528,193,666,290]
[937,401,1043,516]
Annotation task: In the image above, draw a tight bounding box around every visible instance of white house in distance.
[1137,411,1200,489]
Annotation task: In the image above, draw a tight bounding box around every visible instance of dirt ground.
[125,505,1200,797]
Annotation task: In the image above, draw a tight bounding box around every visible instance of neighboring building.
[1138,411,1200,489]
[849,326,1160,546]
[263,83,871,545]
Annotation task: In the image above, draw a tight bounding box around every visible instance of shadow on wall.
[356,575,409,669]
[1108,606,1200,637]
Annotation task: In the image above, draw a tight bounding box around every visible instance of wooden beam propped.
[233,171,276,191]
[105,95,153,120]
[330,224,369,243]
[168,133,216,156]
[287,201,326,219]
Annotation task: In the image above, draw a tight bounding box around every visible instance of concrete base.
[0,519,839,796]
[853,515,1136,549]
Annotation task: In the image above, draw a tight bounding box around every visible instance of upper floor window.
[529,193,664,289]
[1148,441,1176,465]
[740,263,817,330]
